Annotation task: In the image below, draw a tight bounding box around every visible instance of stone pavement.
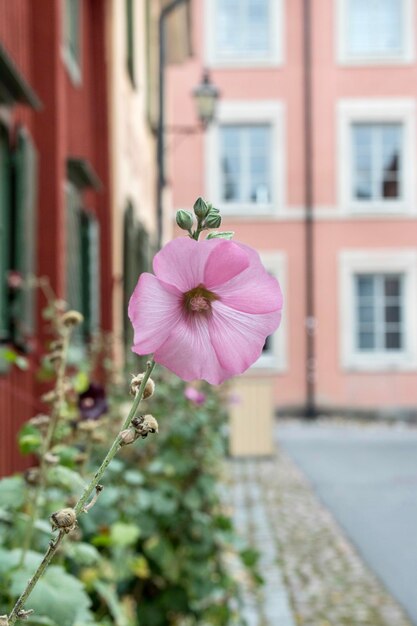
[226,443,412,626]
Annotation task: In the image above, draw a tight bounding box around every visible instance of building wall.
[167,0,417,414]
[0,0,111,475]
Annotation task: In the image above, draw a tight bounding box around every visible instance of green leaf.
[73,371,90,393]
[206,231,234,240]
[18,423,42,455]
[93,580,128,626]
[0,347,18,363]
[10,563,92,626]
[0,475,26,510]
[47,465,86,492]
[15,355,29,370]
[65,542,101,566]
[110,522,140,547]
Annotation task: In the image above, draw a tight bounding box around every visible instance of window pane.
[216,0,269,57]
[359,306,374,323]
[357,275,374,297]
[359,331,375,350]
[348,0,403,57]
[220,124,271,204]
[352,123,403,203]
[385,305,401,323]
[385,331,402,350]
[384,276,401,297]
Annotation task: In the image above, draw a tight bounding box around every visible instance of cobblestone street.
[228,436,412,626]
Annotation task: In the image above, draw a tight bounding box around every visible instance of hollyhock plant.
[78,383,109,421]
[184,385,206,406]
[128,235,283,384]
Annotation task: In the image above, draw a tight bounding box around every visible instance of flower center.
[183,284,218,314]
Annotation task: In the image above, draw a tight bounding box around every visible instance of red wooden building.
[0,0,112,476]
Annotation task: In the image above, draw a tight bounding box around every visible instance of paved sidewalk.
[227,447,412,626]
[228,460,295,626]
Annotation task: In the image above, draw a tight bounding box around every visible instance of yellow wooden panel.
[229,377,274,457]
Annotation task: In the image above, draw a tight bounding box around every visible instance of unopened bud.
[205,213,222,229]
[130,374,155,399]
[176,209,193,231]
[50,508,77,533]
[119,428,139,446]
[61,310,84,328]
[132,414,159,438]
[193,197,209,219]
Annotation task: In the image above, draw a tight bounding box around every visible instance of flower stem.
[19,328,71,566]
[8,359,156,624]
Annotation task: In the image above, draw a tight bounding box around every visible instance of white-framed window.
[205,0,283,67]
[338,99,416,215]
[205,101,285,216]
[339,249,417,371]
[337,0,414,64]
[251,251,287,373]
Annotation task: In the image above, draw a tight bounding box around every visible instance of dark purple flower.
[78,383,108,421]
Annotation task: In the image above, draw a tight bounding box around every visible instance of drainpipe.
[157,0,190,249]
[303,0,317,419]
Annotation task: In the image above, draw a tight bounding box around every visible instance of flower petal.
[128,273,183,354]
[209,301,282,374]
[214,261,283,314]
[153,313,230,385]
[153,237,225,292]
[203,240,250,288]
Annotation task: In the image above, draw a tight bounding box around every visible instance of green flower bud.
[193,197,209,219]
[205,213,222,229]
[206,203,220,214]
[176,210,194,231]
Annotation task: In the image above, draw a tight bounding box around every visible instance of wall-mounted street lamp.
[192,70,220,128]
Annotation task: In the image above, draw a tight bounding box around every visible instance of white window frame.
[339,249,417,371]
[337,99,416,216]
[250,251,287,373]
[205,100,285,217]
[204,0,284,68]
[336,0,414,65]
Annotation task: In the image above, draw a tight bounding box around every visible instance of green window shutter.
[12,128,38,345]
[126,0,135,86]
[0,126,11,339]
[66,184,84,352]
[81,213,100,338]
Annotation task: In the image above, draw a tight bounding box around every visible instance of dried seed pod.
[49,339,64,351]
[77,420,99,433]
[0,615,9,626]
[29,414,51,430]
[131,414,159,438]
[50,508,77,534]
[24,467,40,486]
[130,374,155,399]
[44,452,59,465]
[48,350,64,365]
[61,310,84,328]
[41,389,58,404]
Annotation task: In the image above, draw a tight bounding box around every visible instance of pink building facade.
[168,0,417,417]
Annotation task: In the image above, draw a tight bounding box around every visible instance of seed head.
[132,414,159,438]
[29,414,51,430]
[0,615,9,626]
[50,508,77,533]
[130,374,155,399]
[61,310,84,328]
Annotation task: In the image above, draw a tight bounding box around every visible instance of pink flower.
[184,386,206,406]
[128,238,283,385]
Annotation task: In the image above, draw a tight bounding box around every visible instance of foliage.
[0,371,259,626]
